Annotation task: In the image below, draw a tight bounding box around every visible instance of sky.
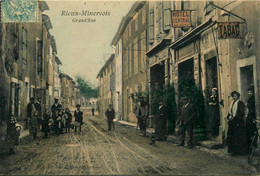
[44,1,135,87]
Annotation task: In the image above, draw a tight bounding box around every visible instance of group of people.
[130,86,257,153]
[26,97,84,140]
[226,88,257,156]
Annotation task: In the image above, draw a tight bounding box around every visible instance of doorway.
[240,65,254,101]
[178,58,194,96]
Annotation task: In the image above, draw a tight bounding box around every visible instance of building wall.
[122,2,148,123]
[115,39,123,120]
[168,0,260,142]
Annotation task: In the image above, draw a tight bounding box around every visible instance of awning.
[169,18,216,49]
[146,38,171,57]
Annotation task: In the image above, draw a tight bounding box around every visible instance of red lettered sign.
[172,10,191,28]
[217,22,240,39]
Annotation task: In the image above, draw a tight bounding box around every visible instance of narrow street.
[0,109,253,175]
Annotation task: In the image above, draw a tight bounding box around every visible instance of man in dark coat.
[74,104,83,132]
[155,99,168,141]
[177,97,197,148]
[227,91,248,155]
[26,97,35,129]
[105,104,115,131]
[246,87,258,149]
[92,107,95,116]
[35,98,42,131]
[136,98,149,136]
[51,98,62,115]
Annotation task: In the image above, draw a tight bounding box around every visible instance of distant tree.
[76,76,98,99]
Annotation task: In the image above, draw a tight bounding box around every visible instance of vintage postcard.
[0,0,259,175]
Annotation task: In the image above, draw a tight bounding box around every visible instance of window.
[181,0,190,10]
[129,24,131,38]
[142,9,146,25]
[37,40,43,75]
[135,19,138,31]
[156,2,162,42]
[134,37,138,75]
[149,9,154,44]
[140,31,146,70]
[163,1,171,32]
[22,27,27,64]
[128,44,132,77]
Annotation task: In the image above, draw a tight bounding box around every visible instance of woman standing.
[227,91,248,155]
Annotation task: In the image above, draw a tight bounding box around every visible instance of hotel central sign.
[172,10,191,28]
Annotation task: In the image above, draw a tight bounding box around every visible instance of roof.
[111,1,146,46]
[50,35,57,54]
[55,56,62,65]
[39,1,49,11]
[42,14,52,31]
[59,73,73,81]
[96,54,115,78]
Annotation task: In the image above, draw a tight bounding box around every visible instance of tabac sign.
[172,10,191,28]
[217,22,241,39]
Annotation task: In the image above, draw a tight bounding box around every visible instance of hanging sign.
[217,22,240,39]
[172,10,191,28]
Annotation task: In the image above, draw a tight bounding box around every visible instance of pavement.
[117,120,258,173]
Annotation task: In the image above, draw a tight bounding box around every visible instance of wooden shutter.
[163,1,171,31]
[156,2,162,42]
[149,9,154,44]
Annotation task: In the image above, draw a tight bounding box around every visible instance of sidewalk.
[117,120,257,173]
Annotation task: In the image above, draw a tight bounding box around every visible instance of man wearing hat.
[74,104,83,132]
[51,98,62,115]
[177,96,197,148]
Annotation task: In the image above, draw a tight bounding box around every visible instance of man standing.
[177,97,197,148]
[91,106,95,116]
[105,104,115,131]
[155,99,168,141]
[74,104,83,132]
[136,98,149,136]
[26,97,35,130]
[51,98,62,115]
[246,86,258,150]
[34,98,42,131]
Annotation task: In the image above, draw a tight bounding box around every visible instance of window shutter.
[149,9,154,44]
[163,1,171,31]
[156,2,162,42]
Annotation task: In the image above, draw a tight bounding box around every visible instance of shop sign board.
[217,22,240,39]
[172,10,191,28]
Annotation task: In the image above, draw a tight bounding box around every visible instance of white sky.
[45,1,134,87]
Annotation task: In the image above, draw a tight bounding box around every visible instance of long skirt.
[227,118,248,154]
